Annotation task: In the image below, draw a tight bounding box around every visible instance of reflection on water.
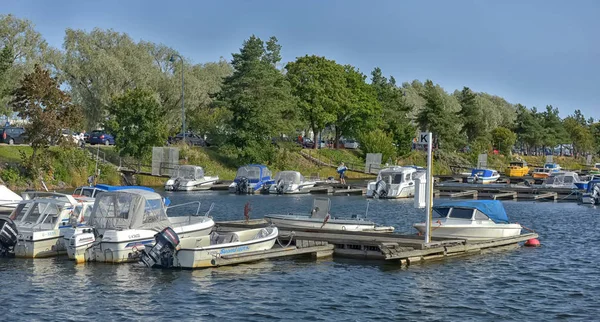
[1,191,600,320]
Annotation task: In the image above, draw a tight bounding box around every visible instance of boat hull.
[268,183,317,194]
[165,177,219,191]
[413,223,522,241]
[265,215,377,231]
[366,184,415,198]
[14,235,65,258]
[466,176,500,184]
[174,229,278,268]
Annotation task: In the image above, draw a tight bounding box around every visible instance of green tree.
[218,35,295,153]
[456,87,483,142]
[358,129,396,163]
[0,45,12,99]
[10,65,83,179]
[332,65,381,146]
[286,55,344,149]
[563,115,594,156]
[513,104,543,154]
[491,127,517,156]
[541,105,567,151]
[370,67,414,156]
[0,14,50,114]
[105,88,168,160]
[416,80,460,150]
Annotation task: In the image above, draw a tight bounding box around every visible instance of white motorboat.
[543,171,583,189]
[164,165,219,191]
[366,166,425,199]
[268,171,317,194]
[581,179,600,204]
[7,192,93,258]
[67,189,215,264]
[264,197,394,232]
[0,185,22,214]
[413,200,522,241]
[466,169,501,184]
[140,226,278,269]
[228,164,275,194]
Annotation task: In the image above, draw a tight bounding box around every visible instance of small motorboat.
[466,169,500,184]
[413,200,522,241]
[8,192,93,258]
[505,160,529,177]
[581,179,600,204]
[543,172,584,189]
[0,185,22,214]
[532,163,562,179]
[164,165,219,191]
[268,171,317,194]
[366,166,425,199]
[264,197,394,232]
[228,164,275,194]
[73,184,171,205]
[140,226,278,269]
[67,189,214,264]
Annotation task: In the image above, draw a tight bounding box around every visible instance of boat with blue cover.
[228,164,275,194]
[581,179,600,204]
[413,200,522,240]
[466,169,500,184]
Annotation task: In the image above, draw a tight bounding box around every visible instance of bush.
[0,166,25,187]
[358,129,396,163]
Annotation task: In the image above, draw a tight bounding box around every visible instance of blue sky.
[3,0,599,119]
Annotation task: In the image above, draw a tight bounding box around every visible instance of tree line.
[1,14,598,166]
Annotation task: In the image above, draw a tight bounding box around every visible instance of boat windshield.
[433,207,451,218]
[236,166,262,180]
[172,166,203,180]
[74,204,93,220]
[379,171,407,184]
[472,170,487,176]
[448,208,474,219]
[274,171,303,184]
[13,201,61,224]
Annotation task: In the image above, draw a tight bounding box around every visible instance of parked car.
[83,132,90,143]
[61,129,85,147]
[302,138,314,148]
[343,139,359,149]
[168,132,206,147]
[89,130,115,145]
[1,127,28,145]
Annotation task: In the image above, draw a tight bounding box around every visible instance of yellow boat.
[505,160,529,177]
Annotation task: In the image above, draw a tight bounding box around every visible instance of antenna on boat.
[204,202,215,217]
[365,199,370,218]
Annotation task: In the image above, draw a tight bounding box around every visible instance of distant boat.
[228,164,275,194]
[0,185,22,214]
[543,172,584,189]
[164,165,219,191]
[581,179,600,204]
[505,160,529,177]
[268,171,317,194]
[366,166,425,199]
[533,163,562,179]
[413,200,522,241]
[466,169,500,184]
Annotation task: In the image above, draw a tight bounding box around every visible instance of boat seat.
[209,232,239,245]
[251,228,269,240]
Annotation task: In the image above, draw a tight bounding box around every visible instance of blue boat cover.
[95,184,155,192]
[433,200,509,223]
[586,180,600,193]
[470,169,494,177]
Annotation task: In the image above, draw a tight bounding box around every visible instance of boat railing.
[166,201,202,216]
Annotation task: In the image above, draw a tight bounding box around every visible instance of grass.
[0,146,32,163]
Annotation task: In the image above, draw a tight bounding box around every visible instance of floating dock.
[212,220,539,267]
[434,184,577,201]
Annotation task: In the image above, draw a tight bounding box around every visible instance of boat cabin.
[10,193,83,230]
[544,171,581,188]
[376,166,419,185]
[171,165,205,180]
[505,160,529,177]
[433,200,509,223]
[274,171,305,185]
[73,184,155,198]
[234,165,273,183]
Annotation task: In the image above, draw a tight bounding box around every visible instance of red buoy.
[524,238,541,247]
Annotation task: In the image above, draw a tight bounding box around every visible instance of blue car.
[89,130,115,145]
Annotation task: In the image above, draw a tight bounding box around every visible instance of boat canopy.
[545,172,580,185]
[274,171,304,184]
[88,189,170,231]
[433,200,509,223]
[469,169,496,177]
[544,163,560,169]
[235,164,272,180]
[377,167,416,183]
[171,165,204,180]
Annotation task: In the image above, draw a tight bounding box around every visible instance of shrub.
[358,129,396,163]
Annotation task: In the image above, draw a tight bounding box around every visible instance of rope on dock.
[518,223,536,234]
[276,231,296,248]
[559,189,580,200]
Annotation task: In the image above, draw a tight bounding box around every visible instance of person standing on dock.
[337,162,348,185]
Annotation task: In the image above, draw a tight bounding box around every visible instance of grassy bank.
[0,146,121,190]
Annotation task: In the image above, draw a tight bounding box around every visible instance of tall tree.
[456,87,483,142]
[541,105,567,151]
[105,88,168,160]
[286,55,344,148]
[370,67,414,156]
[491,127,517,156]
[219,35,295,149]
[0,14,50,114]
[416,80,460,149]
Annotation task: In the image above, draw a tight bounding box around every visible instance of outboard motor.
[140,227,180,268]
[374,180,388,199]
[237,177,249,194]
[593,185,600,205]
[0,217,18,257]
[276,180,286,194]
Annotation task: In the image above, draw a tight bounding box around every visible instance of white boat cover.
[88,189,170,231]
[274,171,304,184]
[172,165,204,180]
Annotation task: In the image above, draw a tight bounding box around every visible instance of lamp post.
[170,54,185,144]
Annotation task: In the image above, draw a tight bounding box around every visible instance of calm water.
[1,192,599,321]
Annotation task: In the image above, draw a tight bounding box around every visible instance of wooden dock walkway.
[435,184,579,201]
[214,220,539,267]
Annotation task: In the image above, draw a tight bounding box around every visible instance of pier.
[212,220,539,267]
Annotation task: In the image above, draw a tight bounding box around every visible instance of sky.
[2,0,599,119]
